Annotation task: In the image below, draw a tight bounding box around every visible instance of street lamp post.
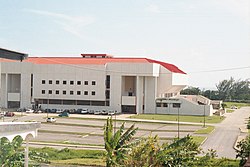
[203,104,206,128]
[177,107,180,139]
[47,93,49,119]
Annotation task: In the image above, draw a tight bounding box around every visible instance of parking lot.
[1,112,206,149]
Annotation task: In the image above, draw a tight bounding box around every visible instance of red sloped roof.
[146,59,186,74]
[1,56,186,74]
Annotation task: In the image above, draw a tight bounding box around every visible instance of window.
[84,91,88,95]
[173,103,181,108]
[77,91,81,95]
[105,90,110,99]
[63,90,66,95]
[56,80,60,84]
[48,90,52,94]
[92,81,96,85]
[84,81,88,85]
[163,103,168,107]
[63,80,67,85]
[70,91,74,95]
[156,103,161,107]
[92,101,105,106]
[106,101,110,106]
[77,81,81,85]
[42,90,45,94]
[42,80,46,84]
[70,81,74,85]
[106,75,110,89]
[91,91,95,95]
[49,80,52,84]
[55,90,59,95]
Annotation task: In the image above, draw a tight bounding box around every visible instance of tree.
[216,77,234,101]
[0,136,23,166]
[0,136,48,166]
[181,87,201,95]
[216,77,250,101]
[125,135,161,167]
[236,135,250,166]
[104,117,138,167]
[160,135,200,166]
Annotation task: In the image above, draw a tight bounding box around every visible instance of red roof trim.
[21,57,187,74]
[146,59,186,74]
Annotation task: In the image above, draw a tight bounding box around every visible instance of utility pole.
[177,107,180,139]
[203,104,206,128]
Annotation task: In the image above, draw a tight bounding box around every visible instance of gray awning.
[0,48,28,61]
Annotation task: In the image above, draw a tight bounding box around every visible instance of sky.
[0,0,249,89]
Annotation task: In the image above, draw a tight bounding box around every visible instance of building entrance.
[122,105,136,114]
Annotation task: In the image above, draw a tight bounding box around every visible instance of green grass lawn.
[51,158,105,166]
[130,114,224,124]
[194,126,215,134]
[226,109,234,113]
[224,102,250,109]
[30,147,105,166]
[192,136,207,145]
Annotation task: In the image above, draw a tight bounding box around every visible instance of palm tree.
[104,117,138,167]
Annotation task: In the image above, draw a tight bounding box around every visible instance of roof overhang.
[0,48,28,61]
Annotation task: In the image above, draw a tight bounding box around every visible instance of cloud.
[145,4,162,13]
[24,9,95,38]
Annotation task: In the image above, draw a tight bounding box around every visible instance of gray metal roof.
[0,48,28,61]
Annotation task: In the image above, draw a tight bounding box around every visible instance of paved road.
[201,107,250,158]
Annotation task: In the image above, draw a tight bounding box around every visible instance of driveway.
[201,107,250,158]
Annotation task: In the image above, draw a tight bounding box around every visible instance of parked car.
[101,109,108,115]
[94,110,101,115]
[33,110,42,114]
[0,112,5,117]
[46,117,56,123]
[76,109,82,114]
[56,109,63,113]
[58,111,69,117]
[108,110,115,115]
[69,109,76,114]
[45,109,51,113]
[26,109,34,113]
[80,108,88,114]
[5,112,15,117]
[16,108,26,112]
[88,109,94,114]
[50,109,57,113]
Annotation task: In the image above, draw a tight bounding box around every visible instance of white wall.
[156,97,213,116]
[107,63,156,76]
[109,74,122,112]
[0,74,7,107]
[144,76,157,114]
[33,64,106,101]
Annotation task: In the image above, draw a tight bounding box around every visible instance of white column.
[25,137,29,167]
[5,73,8,108]
[136,76,143,114]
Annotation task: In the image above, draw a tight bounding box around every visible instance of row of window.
[156,103,181,108]
[42,80,96,86]
[37,99,109,106]
[42,90,96,96]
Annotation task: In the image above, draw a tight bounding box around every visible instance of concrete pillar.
[5,74,8,108]
[136,76,143,114]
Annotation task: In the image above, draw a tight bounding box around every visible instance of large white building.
[0,53,190,114]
